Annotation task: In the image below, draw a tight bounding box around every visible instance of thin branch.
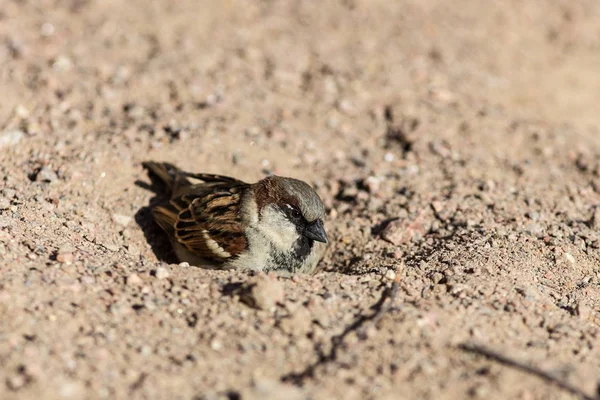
[460,342,598,400]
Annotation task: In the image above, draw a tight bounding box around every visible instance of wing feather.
[172,182,248,263]
[145,163,250,264]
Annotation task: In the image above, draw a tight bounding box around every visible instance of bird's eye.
[286,204,302,220]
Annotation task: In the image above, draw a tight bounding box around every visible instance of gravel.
[2,1,600,399]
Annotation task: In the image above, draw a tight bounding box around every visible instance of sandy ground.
[2,1,600,399]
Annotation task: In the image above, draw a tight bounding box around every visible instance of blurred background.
[2,1,600,399]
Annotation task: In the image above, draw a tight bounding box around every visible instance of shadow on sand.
[134,175,178,264]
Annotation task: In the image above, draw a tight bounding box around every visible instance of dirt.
[2,1,600,399]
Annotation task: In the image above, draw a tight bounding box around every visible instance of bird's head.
[251,176,328,253]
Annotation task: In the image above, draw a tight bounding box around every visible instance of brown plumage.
[142,161,329,275]
[143,162,248,263]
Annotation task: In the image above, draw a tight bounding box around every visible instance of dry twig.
[357,270,401,339]
[282,269,402,385]
[460,342,598,400]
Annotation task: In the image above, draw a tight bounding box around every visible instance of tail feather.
[142,161,190,193]
[151,205,178,237]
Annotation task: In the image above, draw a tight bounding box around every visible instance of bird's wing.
[152,177,249,263]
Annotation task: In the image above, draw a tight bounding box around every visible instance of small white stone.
[53,55,73,71]
[59,380,84,399]
[0,130,24,148]
[127,273,143,286]
[565,252,575,264]
[178,262,190,268]
[15,105,29,118]
[210,339,222,351]
[112,213,133,227]
[384,269,396,281]
[40,22,56,37]
[155,267,169,280]
[363,176,381,194]
[140,345,152,356]
[35,166,58,182]
[0,198,10,210]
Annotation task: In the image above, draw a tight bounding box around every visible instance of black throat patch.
[292,235,314,260]
[267,236,314,273]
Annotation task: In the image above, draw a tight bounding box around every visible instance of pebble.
[178,262,190,268]
[338,98,356,115]
[40,22,56,37]
[35,166,58,182]
[53,55,73,71]
[241,274,284,310]
[80,276,95,285]
[327,116,339,129]
[431,272,444,284]
[56,245,75,264]
[468,383,489,398]
[523,222,543,236]
[155,267,170,280]
[431,201,444,213]
[576,302,591,321]
[127,244,140,256]
[58,380,84,399]
[429,88,456,104]
[565,252,575,264]
[15,105,29,118]
[127,273,143,286]
[2,188,16,199]
[0,198,10,210]
[210,339,222,351]
[382,218,425,245]
[363,176,381,194]
[140,345,152,356]
[112,214,133,227]
[56,252,74,264]
[384,269,396,281]
[6,374,26,391]
[0,130,24,148]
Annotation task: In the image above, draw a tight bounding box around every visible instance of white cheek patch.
[258,205,300,251]
[202,229,232,258]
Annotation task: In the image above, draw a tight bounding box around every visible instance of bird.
[142,161,329,276]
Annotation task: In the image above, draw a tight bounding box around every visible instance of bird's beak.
[304,219,328,243]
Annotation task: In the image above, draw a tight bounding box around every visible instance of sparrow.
[142,161,329,276]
